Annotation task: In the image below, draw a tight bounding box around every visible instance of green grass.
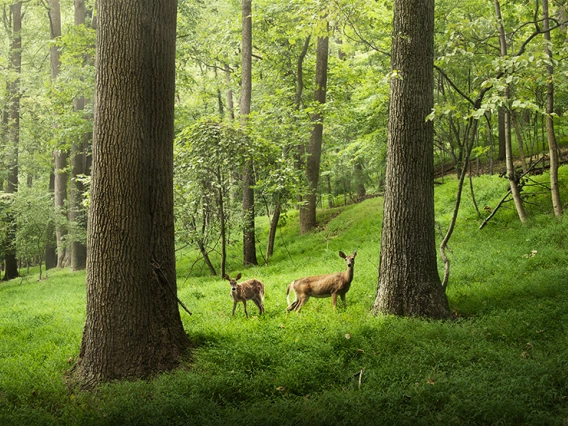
[2,168,568,425]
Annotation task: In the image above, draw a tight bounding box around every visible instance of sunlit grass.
[2,167,568,425]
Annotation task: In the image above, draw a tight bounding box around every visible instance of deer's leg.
[253,298,264,315]
[242,300,248,318]
[340,293,347,308]
[286,301,298,312]
[296,296,308,312]
[232,301,237,316]
[331,293,338,309]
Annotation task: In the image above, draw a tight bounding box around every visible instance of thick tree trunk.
[372,0,449,319]
[240,0,257,266]
[3,2,22,281]
[299,33,329,234]
[72,0,190,387]
[542,0,563,218]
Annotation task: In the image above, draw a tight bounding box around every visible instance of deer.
[224,273,265,317]
[286,251,357,312]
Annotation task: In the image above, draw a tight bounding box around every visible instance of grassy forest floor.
[1,166,568,425]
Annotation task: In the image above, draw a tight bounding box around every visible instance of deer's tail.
[286,281,294,305]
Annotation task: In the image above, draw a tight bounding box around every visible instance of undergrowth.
[1,167,568,425]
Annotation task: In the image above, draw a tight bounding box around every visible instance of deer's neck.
[344,266,354,284]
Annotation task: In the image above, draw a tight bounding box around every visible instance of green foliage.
[3,168,568,425]
[12,186,55,268]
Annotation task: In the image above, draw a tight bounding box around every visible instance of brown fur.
[224,273,265,317]
[286,251,357,312]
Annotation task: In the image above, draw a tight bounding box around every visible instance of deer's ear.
[236,273,242,280]
[224,274,230,281]
[353,251,357,257]
[339,251,346,258]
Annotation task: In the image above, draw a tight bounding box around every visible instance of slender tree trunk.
[69,0,89,271]
[494,0,527,223]
[299,32,329,234]
[48,0,71,267]
[512,112,527,173]
[224,63,235,120]
[3,2,23,281]
[542,0,563,217]
[372,0,449,319]
[354,160,366,201]
[497,108,506,162]
[45,173,58,270]
[265,195,280,260]
[240,0,257,266]
[72,0,190,388]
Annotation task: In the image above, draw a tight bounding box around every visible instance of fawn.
[224,273,265,317]
[286,251,357,312]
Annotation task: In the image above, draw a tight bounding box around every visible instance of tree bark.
[265,195,280,260]
[494,0,527,223]
[72,0,190,387]
[299,33,329,234]
[497,108,506,162]
[3,2,23,281]
[372,0,449,319]
[48,0,71,268]
[69,0,89,271]
[542,0,563,218]
[240,0,257,266]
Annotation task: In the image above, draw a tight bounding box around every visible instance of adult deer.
[286,251,357,312]
[224,273,265,317]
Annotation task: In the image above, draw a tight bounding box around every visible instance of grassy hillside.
[1,167,568,425]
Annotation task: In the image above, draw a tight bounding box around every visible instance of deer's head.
[224,273,242,292]
[339,251,357,268]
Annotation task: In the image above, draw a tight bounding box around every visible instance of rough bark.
[299,33,329,234]
[72,0,190,387]
[372,0,450,319]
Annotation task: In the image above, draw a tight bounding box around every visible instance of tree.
[494,0,527,224]
[372,0,450,318]
[240,0,257,266]
[3,1,23,281]
[47,0,71,267]
[69,0,91,271]
[72,0,190,387]
[542,0,562,218]
[299,30,329,234]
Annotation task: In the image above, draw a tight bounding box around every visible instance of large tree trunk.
[72,0,190,388]
[372,0,450,319]
[240,0,257,266]
[494,0,527,223]
[542,0,562,218]
[3,2,23,281]
[299,33,329,234]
